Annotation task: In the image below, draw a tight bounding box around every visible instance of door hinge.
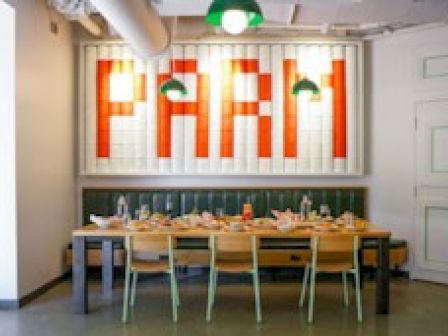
[414,117,418,130]
[414,186,418,198]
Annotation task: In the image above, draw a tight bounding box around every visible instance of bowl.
[90,215,110,229]
[277,224,294,233]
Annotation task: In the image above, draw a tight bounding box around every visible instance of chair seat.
[316,261,354,273]
[215,260,254,273]
[131,259,170,273]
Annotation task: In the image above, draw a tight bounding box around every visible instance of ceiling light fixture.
[292,77,320,100]
[205,0,264,35]
[160,78,187,102]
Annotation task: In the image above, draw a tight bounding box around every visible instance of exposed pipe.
[49,0,95,17]
[260,22,388,32]
[89,0,170,59]
[76,15,102,37]
[49,0,102,36]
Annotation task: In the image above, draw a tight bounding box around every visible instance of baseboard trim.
[0,300,20,310]
[0,272,70,310]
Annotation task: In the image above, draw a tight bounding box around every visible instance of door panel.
[417,201,448,273]
[416,100,448,187]
[415,100,448,282]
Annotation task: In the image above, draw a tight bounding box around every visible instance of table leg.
[73,236,88,314]
[376,237,390,314]
[102,240,114,298]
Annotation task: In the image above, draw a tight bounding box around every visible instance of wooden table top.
[73,223,391,239]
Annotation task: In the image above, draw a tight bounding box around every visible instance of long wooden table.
[72,224,391,315]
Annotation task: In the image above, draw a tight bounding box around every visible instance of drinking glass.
[344,211,354,228]
[320,204,331,218]
[166,198,173,218]
[215,208,224,220]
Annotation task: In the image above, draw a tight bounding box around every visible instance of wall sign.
[80,41,363,175]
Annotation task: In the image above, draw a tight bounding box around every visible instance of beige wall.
[5,0,75,298]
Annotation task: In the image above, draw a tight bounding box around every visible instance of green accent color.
[205,0,264,28]
[130,272,138,307]
[342,272,349,307]
[299,264,309,308]
[160,78,187,95]
[206,236,216,322]
[121,236,132,323]
[292,77,320,95]
[83,187,367,225]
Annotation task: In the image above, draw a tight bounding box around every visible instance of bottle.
[117,195,129,217]
[242,203,253,220]
[166,197,173,219]
[300,195,309,220]
[306,197,312,219]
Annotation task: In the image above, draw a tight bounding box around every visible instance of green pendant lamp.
[292,77,320,96]
[160,78,187,102]
[205,0,264,35]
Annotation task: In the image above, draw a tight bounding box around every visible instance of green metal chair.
[122,233,180,323]
[206,234,262,323]
[299,233,362,323]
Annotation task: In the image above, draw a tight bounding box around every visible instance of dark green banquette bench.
[82,186,367,224]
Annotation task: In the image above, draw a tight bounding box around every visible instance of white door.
[415,100,448,283]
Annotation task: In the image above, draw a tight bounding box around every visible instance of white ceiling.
[152,0,448,31]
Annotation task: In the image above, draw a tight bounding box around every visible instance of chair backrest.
[126,233,175,254]
[212,234,259,253]
[311,233,359,265]
[313,233,358,253]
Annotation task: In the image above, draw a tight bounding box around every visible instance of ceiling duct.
[49,0,96,18]
[49,0,102,36]
[89,0,170,59]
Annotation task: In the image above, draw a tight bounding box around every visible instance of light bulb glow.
[109,73,134,102]
[166,89,182,102]
[222,9,248,35]
[298,90,313,102]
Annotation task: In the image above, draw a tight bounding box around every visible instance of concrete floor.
[1,274,447,336]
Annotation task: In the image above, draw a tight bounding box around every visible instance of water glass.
[215,208,224,219]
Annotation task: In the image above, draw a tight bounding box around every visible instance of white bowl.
[277,224,294,233]
[90,215,111,229]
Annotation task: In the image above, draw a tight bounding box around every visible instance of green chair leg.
[253,270,262,323]
[355,270,363,322]
[174,276,180,307]
[206,268,215,322]
[299,265,310,308]
[342,272,349,307]
[121,265,131,323]
[130,272,138,307]
[212,269,218,307]
[307,267,316,324]
[169,272,178,322]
